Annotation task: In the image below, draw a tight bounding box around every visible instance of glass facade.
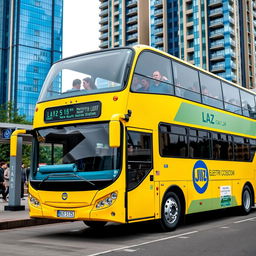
[166,0,179,57]
[0,0,63,121]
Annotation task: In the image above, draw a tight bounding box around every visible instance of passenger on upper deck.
[82,77,97,90]
[131,76,142,91]
[138,78,150,92]
[68,79,81,91]
[150,70,171,94]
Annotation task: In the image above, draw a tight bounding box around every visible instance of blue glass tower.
[0,0,63,121]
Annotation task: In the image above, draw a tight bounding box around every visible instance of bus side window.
[133,51,174,95]
[172,61,201,103]
[200,72,224,109]
[240,90,255,118]
[127,131,153,191]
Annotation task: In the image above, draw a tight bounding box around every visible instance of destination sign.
[44,101,101,122]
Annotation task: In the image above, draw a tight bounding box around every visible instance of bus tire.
[159,191,181,231]
[83,221,107,229]
[239,185,252,215]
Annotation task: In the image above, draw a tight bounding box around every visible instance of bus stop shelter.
[0,122,32,211]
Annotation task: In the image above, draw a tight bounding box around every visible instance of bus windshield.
[38,49,133,102]
[34,123,121,181]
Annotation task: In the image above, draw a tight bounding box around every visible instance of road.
[1,208,256,256]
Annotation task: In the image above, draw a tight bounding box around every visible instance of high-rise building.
[99,0,256,89]
[0,0,63,121]
[99,0,149,49]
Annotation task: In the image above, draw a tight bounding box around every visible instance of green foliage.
[0,144,32,165]
[0,102,31,124]
[0,102,32,163]
[39,144,63,165]
[0,144,10,162]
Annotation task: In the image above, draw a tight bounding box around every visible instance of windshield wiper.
[39,173,96,189]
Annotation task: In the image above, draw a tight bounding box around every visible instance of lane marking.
[123,249,137,252]
[220,226,229,229]
[234,217,256,224]
[178,236,189,239]
[87,231,198,256]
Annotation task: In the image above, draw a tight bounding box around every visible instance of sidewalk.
[0,196,65,230]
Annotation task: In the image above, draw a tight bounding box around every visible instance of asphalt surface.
[0,197,66,230]
[0,207,255,256]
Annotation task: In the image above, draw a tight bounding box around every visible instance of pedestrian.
[21,163,27,199]
[0,162,7,202]
[4,163,10,199]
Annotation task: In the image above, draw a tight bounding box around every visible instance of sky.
[63,1,100,58]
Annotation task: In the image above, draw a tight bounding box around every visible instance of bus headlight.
[95,192,118,210]
[29,194,41,207]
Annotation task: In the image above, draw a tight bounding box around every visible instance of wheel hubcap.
[243,190,251,210]
[164,197,178,224]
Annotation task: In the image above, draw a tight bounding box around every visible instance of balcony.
[210,51,225,61]
[126,24,138,33]
[154,9,163,17]
[99,25,108,32]
[231,62,236,70]
[127,16,138,25]
[99,17,108,25]
[209,0,223,8]
[99,41,108,49]
[155,18,163,27]
[187,47,194,53]
[126,33,138,42]
[155,27,163,36]
[100,1,108,10]
[209,7,223,18]
[209,18,224,29]
[210,40,224,50]
[100,9,108,17]
[209,29,224,39]
[127,7,137,16]
[99,33,108,40]
[127,0,137,8]
[155,0,163,8]
[155,37,164,46]
[229,5,234,13]
[211,63,225,72]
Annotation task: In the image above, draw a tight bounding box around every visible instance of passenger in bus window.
[68,79,81,91]
[138,78,150,92]
[82,77,97,90]
[150,70,172,94]
[131,75,142,91]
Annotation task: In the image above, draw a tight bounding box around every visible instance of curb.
[0,218,68,230]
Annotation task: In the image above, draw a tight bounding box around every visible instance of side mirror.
[10,130,27,157]
[109,120,120,148]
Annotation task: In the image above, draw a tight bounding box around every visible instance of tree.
[0,102,32,164]
[0,102,31,124]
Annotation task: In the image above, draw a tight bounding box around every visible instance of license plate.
[57,210,75,218]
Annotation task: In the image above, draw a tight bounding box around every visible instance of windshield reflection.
[38,49,133,102]
[35,123,120,181]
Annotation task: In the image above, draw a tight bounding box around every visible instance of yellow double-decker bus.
[18,45,256,231]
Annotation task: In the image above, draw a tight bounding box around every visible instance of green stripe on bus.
[188,196,238,214]
[174,103,256,137]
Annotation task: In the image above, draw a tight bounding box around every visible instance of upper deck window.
[38,49,133,102]
[132,51,174,95]
[200,72,223,109]
[172,61,201,102]
[222,82,242,115]
[240,90,255,118]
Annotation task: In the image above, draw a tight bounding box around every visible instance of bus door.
[126,129,155,221]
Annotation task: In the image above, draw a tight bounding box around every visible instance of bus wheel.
[240,186,252,215]
[83,221,107,229]
[159,192,181,231]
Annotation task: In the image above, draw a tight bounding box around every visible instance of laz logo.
[193,160,209,194]
[202,112,215,124]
